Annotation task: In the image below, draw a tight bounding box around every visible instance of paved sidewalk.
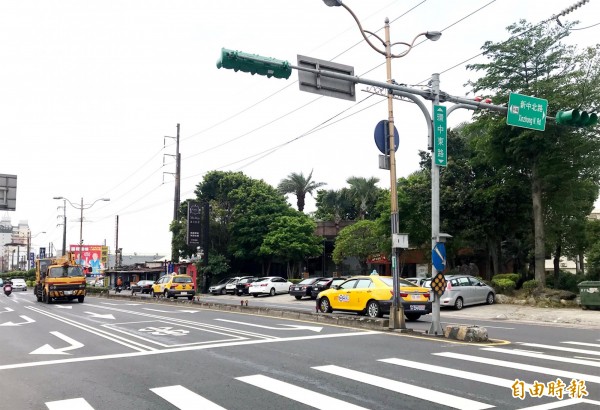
[441,303,600,328]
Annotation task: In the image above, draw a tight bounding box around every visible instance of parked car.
[317,275,431,320]
[11,278,27,292]
[310,277,349,299]
[236,277,259,296]
[209,277,236,295]
[289,277,325,300]
[226,276,253,294]
[422,274,495,310]
[406,277,428,287]
[131,280,154,295]
[249,276,293,297]
[151,274,195,300]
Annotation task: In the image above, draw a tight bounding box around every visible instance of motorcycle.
[3,283,12,296]
[115,285,122,293]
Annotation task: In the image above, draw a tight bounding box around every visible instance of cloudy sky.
[2,0,599,258]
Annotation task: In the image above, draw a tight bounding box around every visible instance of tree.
[277,170,326,212]
[332,220,387,273]
[467,20,600,287]
[259,213,323,278]
[314,188,357,223]
[346,176,382,220]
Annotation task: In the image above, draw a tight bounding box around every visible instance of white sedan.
[248,276,293,297]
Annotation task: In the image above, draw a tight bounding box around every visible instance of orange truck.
[34,254,86,304]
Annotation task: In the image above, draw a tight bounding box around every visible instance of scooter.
[115,285,122,293]
[3,283,12,296]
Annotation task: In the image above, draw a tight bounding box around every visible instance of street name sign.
[506,92,548,131]
[433,105,447,167]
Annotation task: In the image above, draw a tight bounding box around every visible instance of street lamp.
[323,0,441,330]
[53,196,110,262]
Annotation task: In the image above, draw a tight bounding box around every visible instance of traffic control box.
[578,281,600,310]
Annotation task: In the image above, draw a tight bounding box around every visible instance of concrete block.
[444,325,488,342]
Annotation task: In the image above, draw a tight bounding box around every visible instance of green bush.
[492,273,520,284]
[545,271,584,293]
[521,279,538,293]
[491,278,516,294]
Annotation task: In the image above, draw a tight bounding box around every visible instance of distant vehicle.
[151,274,195,300]
[289,277,325,300]
[317,275,431,320]
[248,276,293,297]
[11,278,27,292]
[34,255,86,304]
[209,278,236,295]
[406,277,428,287]
[131,280,154,294]
[422,274,495,310]
[236,277,259,296]
[226,276,253,294]
[310,277,348,299]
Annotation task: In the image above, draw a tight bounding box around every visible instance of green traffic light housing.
[555,109,598,127]
[217,48,292,79]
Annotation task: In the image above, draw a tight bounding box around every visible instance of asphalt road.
[1,290,599,409]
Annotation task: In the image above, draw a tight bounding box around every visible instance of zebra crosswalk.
[45,339,600,410]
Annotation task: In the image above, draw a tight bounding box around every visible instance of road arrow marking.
[215,319,322,332]
[84,311,115,320]
[0,315,36,326]
[30,331,84,355]
[0,307,14,314]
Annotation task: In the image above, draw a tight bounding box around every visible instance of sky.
[2,0,599,258]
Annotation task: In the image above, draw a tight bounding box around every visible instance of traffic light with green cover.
[555,109,598,127]
[217,48,292,79]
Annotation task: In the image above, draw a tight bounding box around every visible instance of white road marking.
[482,347,600,368]
[518,342,600,356]
[150,385,226,410]
[574,356,600,361]
[434,352,600,384]
[84,311,115,319]
[30,331,84,355]
[215,318,322,332]
[562,341,600,348]
[237,374,369,410]
[0,307,14,313]
[314,365,494,410]
[380,357,532,389]
[46,398,94,409]
[54,306,73,309]
[0,315,36,326]
[518,398,600,409]
[0,330,379,371]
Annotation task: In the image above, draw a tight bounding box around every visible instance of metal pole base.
[388,307,406,330]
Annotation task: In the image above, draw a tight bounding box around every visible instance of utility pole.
[164,123,181,262]
[57,199,67,256]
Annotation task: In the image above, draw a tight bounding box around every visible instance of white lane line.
[518,398,600,409]
[482,347,600,367]
[0,330,380,371]
[518,342,600,356]
[434,352,600,384]
[313,365,494,410]
[562,341,600,348]
[574,356,600,361]
[46,398,94,410]
[150,385,225,410]
[237,374,368,410]
[380,358,531,389]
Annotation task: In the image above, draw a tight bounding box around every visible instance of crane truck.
[34,254,86,304]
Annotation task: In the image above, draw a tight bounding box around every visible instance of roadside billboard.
[69,244,108,274]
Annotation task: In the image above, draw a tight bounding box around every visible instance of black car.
[131,280,154,295]
[289,277,325,300]
[236,277,258,296]
[310,276,349,299]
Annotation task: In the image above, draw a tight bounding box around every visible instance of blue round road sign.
[374,120,399,155]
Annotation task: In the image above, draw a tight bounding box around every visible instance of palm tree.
[277,170,326,212]
[346,176,380,220]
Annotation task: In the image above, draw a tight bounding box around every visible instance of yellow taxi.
[151,274,196,300]
[316,274,431,320]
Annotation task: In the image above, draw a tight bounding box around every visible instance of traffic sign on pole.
[433,105,447,167]
[506,92,548,131]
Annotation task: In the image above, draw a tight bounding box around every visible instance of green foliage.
[332,220,387,273]
[545,271,585,293]
[522,280,538,293]
[491,278,516,294]
[492,273,520,284]
[277,169,325,212]
[2,270,35,282]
